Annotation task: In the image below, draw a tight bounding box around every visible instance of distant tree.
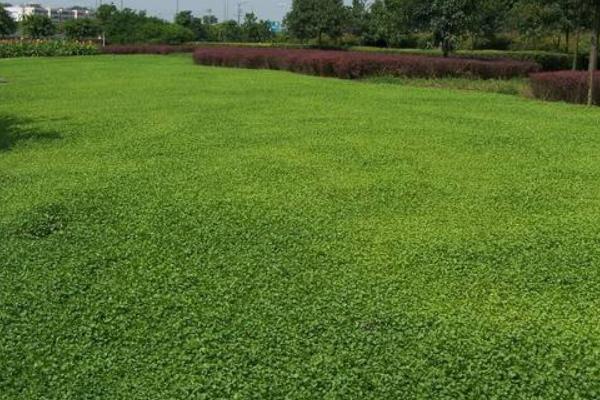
[63,18,101,40]
[241,13,273,42]
[175,10,194,27]
[429,0,476,56]
[0,4,16,37]
[175,10,208,41]
[202,15,218,25]
[285,0,348,45]
[509,0,563,48]
[363,0,425,47]
[213,20,242,42]
[349,0,369,37]
[21,14,55,38]
[468,0,513,49]
[96,3,118,45]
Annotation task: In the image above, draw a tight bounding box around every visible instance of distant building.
[4,3,95,22]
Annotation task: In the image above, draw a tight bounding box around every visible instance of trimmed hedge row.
[352,47,583,71]
[0,40,98,58]
[530,71,600,105]
[193,47,540,80]
[101,44,197,54]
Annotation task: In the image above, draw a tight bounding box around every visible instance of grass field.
[2,55,600,399]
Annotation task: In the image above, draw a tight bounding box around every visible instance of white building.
[5,4,95,22]
[5,4,47,22]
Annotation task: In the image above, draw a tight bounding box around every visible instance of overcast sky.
[36,0,303,22]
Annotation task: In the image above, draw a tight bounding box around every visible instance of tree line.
[286,0,600,57]
[0,4,274,45]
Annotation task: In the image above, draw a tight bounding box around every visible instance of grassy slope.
[1,55,600,399]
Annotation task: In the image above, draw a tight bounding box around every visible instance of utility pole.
[588,1,600,106]
[175,0,179,15]
[224,0,228,21]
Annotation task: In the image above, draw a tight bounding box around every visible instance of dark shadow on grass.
[0,114,62,151]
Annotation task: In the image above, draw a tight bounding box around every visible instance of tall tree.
[429,0,477,56]
[63,18,101,41]
[241,13,273,42]
[0,4,16,37]
[21,14,55,39]
[285,0,348,45]
[175,10,208,41]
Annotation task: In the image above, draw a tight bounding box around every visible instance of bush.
[351,47,575,71]
[101,44,197,55]
[0,39,98,58]
[530,71,600,105]
[193,47,540,80]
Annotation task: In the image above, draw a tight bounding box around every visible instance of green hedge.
[0,40,98,58]
[351,47,590,71]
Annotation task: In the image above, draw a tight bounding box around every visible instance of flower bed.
[530,71,600,105]
[193,47,540,80]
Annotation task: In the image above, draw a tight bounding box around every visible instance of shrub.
[0,39,98,58]
[530,71,600,105]
[101,44,197,55]
[193,47,540,80]
[351,47,575,71]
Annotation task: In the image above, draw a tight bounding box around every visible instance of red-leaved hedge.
[530,71,600,105]
[102,44,197,55]
[193,47,540,80]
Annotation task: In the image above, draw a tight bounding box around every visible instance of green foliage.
[241,13,274,43]
[285,0,349,44]
[174,10,209,41]
[97,7,194,45]
[21,14,56,39]
[63,19,101,41]
[0,5,16,37]
[352,46,586,70]
[429,0,477,56]
[1,55,600,398]
[0,39,98,58]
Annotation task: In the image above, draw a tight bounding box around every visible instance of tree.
[285,0,348,45]
[213,20,242,42]
[510,0,563,49]
[21,14,55,39]
[349,0,369,37]
[202,15,218,25]
[0,4,16,37]
[175,10,194,27]
[63,18,101,40]
[241,13,273,42]
[429,0,476,56]
[96,3,118,46]
[175,10,208,41]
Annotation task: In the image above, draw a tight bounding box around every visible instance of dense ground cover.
[0,40,98,58]
[1,55,600,399]
[193,47,539,80]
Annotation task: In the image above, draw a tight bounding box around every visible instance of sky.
[36,0,296,22]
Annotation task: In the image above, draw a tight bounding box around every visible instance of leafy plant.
[0,39,98,58]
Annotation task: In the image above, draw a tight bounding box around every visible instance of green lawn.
[1,55,600,399]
